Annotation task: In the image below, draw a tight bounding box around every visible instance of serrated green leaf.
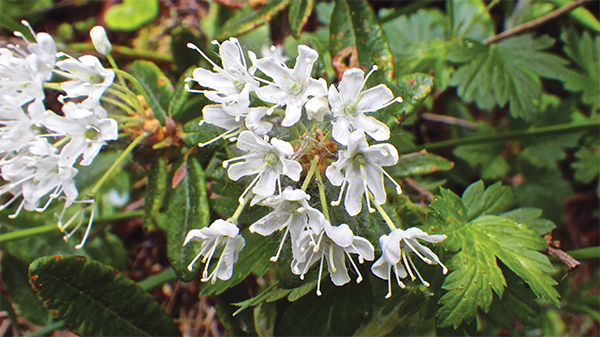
[329,0,393,84]
[449,0,494,40]
[218,0,291,40]
[275,275,372,336]
[1,254,52,326]
[394,150,454,178]
[382,9,454,90]
[448,35,570,120]
[143,154,168,232]
[433,183,560,328]
[572,146,600,184]
[166,156,210,282]
[129,60,174,125]
[462,180,513,220]
[486,269,541,328]
[104,0,159,32]
[500,207,556,235]
[288,0,314,38]
[28,255,180,336]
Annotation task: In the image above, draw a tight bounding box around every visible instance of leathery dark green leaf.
[288,0,315,38]
[166,156,210,282]
[394,150,454,178]
[329,0,393,84]
[218,0,291,40]
[143,153,168,232]
[28,255,180,336]
[129,60,174,125]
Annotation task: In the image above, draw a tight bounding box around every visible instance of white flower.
[184,219,246,283]
[42,104,118,167]
[250,187,325,262]
[224,131,302,204]
[326,131,401,216]
[292,221,375,296]
[0,139,78,216]
[304,96,331,122]
[261,44,289,65]
[371,227,448,299]
[187,38,258,105]
[251,45,327,127]
[329,67,401,145]
[90,26,112,55]
[55,55,115,104]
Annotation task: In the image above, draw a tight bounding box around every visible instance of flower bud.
[305,96,330,122]
[89,26,112,55]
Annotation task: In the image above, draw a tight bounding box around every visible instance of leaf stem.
[106,53,125,85]
[301,155,320,191]
[314,168,330,223]
[406,120,600,154]
[228,195,249,224]
[566,246,600,261]
[484,0,590,44]
[372,195,397,232]
[137,268,178,291]
[89,134,145,197]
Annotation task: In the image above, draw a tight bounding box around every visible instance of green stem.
[43,82,63,91]
[406,120,600,154]
[228,195,249,224]
[106,85,143,114]
[66,43,173,64]
[27,321,64,337]
[372,195,397,231]
[137,268,178,291]
[566,246,600,261]
[0,210,145,243]
[107,53,125,85]
[113,69,147,100]
[378,0,439,24]
[101,96,137,114]
[314,168,330,222]
[89,134,145,197]
[301,155,320,191]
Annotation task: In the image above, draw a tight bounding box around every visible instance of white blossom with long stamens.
[187,38,259,105]
[329,67,402,145]
[292,220,374,296]
[250,45,327,127]
[250,187,325,263]
[326,131,402,216]
[184,219,245,283]
[55,54,115,105]
[371,227,448,299]
[225,131,302,204]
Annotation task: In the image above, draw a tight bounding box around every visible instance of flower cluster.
[0,22,118,248]
[185,38,447,296]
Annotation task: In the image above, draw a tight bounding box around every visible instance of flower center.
[353,153,367,165]
[84,125,100,140]
[264,151,279,166]
[289,81,304,96]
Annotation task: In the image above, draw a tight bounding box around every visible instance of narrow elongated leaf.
[143,154,168,232]
[218,0,291,40]
[166,156,210,282]
[168,67,195,119]
[130,60,174,125]
[329,0,393,84]
[28,255,180,336]
[395,150,454,178]
[2,254,52,326]
[288,0,314,38]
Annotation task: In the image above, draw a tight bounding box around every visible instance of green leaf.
[449,0,494,40]
[275,274,372,336]
[82,231,129,272]
[461,180,513,221]
[432,183,560,328]
[1,254,52,326]
[382,73,434,125]
[254,301,277,337]
[571,146,600,184]
[288,0,314,38]
[448,35,570,120]
[394,150,454,178]
[218,0,291,40]
[170,29,202,74]
[129,60,174,125]
[381,8,453,90]
[168,67,196,119]
[454,141,509,180]
[561,28,600,111]
[166,156,210,282]
[500,207,556,235]
[486,269,541,328]
[546,0,600,33]
[143,154,168,232]
[104,0,159,32]
[28,255,180,336]
[329,0,393,84]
